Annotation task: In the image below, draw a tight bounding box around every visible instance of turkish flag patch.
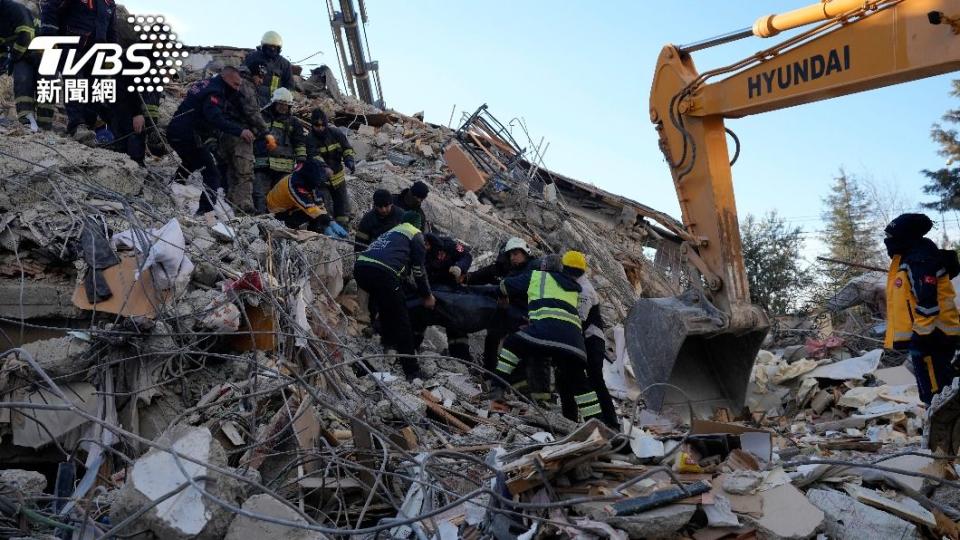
[455,243,464,253]
[924,275,937,285]
[209,96,220,105]
[895,278,903,288]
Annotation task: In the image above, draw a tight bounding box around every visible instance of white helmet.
[503,237,530,255]
[261,31,283,47]
[270,87,294,106]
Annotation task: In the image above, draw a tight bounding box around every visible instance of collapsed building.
[0,8,958,540]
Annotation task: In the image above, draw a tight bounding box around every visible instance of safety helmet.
[561,250,587,272]
[503,237,530,256]
[261,31,283,47]
[270,87,294,106]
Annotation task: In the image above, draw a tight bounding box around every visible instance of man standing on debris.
[466,237,539,376]
[244,31,293,107]
[167,66,254,216]
[253,87,307,215]
[39,0,116,141]
[306,108,355,230]
[493,250,603,424]
[107,76,161,166]
[221,62,269,212]
[393,181,430,232]
[2,0,53,131]
[884,213,960,405]
[265,159,333,232]
[354,189,403,252]
[422,232,474,362]
[575,271,619,428]
[355,211,435,381]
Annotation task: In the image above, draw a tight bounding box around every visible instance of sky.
[123,0,960,247]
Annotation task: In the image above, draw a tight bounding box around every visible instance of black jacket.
[306,126,355,176]
[356,223,431,297]
[244,47,293,107]
[425,235,472,287]
[393,188,428,231]
[1,0,35,63]
[167,75,244,143]
[354,205,403,252]
[40,0,115,46]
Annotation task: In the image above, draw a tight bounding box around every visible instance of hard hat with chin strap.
[503,237,530,255]
[261,31,283,47]
[270,87,294,106]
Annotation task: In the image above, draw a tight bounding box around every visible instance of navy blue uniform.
[39,0,116,133]
[108,75,161,165]
[355,222,431,379]
[1,0,53,129]
[167,76,245,214]
[354,206,403,252]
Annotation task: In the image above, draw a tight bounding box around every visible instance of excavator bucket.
[624,288,768,419]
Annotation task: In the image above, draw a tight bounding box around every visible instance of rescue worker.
[39,0,117,140]
[221,62,269,212]
[306,108,355,227]
[466,237,539,375]
[493,251,603,424]
[243,31,293,107]
[354,211,436,381]
[265,159,332,232]
[2,0,53,130]
[253,87,307,214]
[393,181,430,232]
[167,66,254,216]
[354,188,403,252]
[574,271,619,428]
[108,75,161,166]
[423,232,474,362]
[884,213,960,405]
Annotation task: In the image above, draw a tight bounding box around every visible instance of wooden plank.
[421,390,471,433]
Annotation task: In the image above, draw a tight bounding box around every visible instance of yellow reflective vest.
[266,174,326,219]
[885,254,960,349]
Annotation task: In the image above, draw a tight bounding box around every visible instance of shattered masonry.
[0,10,959,540]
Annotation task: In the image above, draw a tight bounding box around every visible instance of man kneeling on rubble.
[355,211,436,381]
[265,159,338,234]
[884,213,960,405]
[492,250,606,425]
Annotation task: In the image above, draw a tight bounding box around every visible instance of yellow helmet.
[261,31,283,47]
[561,250,587,272]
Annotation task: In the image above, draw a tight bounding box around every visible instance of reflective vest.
[266,174,325,219]
[885,254,960,349]
[526,270,581,329]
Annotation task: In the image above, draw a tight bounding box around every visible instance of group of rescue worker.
[352,193,620,428]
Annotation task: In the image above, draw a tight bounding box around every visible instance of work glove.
[345,157,356,174]
[264,134,278,152]
[94,125,115,145]
[448,266,462,281]
[324,222,349,239]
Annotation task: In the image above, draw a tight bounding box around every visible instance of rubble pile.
[0,19,958,540]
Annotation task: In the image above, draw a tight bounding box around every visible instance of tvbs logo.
[30,36,152,77]
[28,15,186,104]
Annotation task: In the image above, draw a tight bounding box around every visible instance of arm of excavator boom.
[628,0,960,419]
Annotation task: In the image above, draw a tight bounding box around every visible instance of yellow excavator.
[628,0,960,449]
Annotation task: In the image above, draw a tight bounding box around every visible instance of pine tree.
[819,170,880,286]
[740,212,813,314]
[923,80,960,210]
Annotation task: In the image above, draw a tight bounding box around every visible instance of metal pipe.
[679,0,881,53]
[678,27,753,54]
[752,0,880,37]
[338,0,374,104]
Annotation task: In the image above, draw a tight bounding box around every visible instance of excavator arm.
[628,0,960,420]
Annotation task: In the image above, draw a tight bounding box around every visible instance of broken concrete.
[604,504,697,539]
[0,469,47,495]
[807,488,919,540]
[748,484,823,540]
[111,426,241,540]
[224,494,325,540]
